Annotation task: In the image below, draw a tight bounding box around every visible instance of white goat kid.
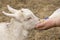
[1,5,39,40]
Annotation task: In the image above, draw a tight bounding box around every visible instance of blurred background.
[0,0,60,40]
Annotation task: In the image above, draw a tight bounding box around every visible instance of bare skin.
[35,17,60,30]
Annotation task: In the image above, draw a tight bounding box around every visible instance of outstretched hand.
[35,18,60,30]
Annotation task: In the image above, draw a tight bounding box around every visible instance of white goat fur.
[0,5,39,40]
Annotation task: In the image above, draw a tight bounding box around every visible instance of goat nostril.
[21,10,23,12]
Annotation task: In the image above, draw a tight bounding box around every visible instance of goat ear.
[2,11,15,17]
[7,5,18,13]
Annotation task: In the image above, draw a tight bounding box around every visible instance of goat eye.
[27,17,32,20]
[24,17,32,21]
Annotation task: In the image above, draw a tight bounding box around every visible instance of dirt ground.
[0,0,60,40]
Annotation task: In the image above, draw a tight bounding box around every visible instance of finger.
[36,22,45,28]
[38,19,56,30]
[38,25,52,30]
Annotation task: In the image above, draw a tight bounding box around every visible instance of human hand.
[35,18,57,30]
